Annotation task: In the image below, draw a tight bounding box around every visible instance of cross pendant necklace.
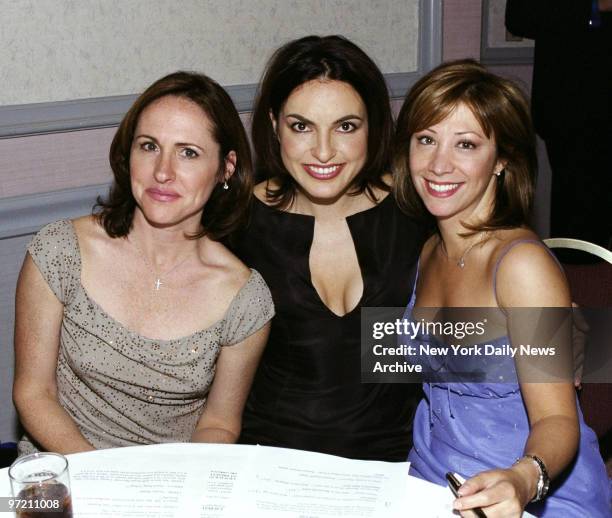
[130,236,192,291]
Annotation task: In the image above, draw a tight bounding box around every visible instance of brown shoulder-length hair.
[252,35,394,209]
[393,59,537,234]
[95,71,252,240]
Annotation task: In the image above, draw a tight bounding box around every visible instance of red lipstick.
[302,163,345,180]
[424,179,462,198]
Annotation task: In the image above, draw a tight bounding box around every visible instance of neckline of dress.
[65,219,254,344]
[252,194,393,320]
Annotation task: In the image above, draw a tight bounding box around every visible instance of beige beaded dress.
[18,220,274,454]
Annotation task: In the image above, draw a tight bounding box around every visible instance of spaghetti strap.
[407,258,420,308]
[492,239,563,306]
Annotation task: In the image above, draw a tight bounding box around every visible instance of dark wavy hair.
[393,59,537,234]
[251,35,394,208]
[95,71,253,240]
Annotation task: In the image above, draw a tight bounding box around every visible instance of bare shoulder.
[253,181,268,203]
[366,173,392,203]
[72,215,108,240]
[71,215,117,253]
[493,228,570,308]
[357,173,393,205]
[253,179,279,205]
[380,172,393,189]
[200,238,252,294]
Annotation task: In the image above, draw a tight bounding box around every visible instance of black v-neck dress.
[231,194,423,461]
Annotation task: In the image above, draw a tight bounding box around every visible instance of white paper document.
[66,443,253,517]
[225,444,409,517]
[0,443,535,518]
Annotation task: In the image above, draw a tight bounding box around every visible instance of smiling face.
[409,103,504,225]
[273,79,368,207]
[129,95,235,232]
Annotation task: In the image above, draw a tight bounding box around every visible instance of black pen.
[446,472,487,518]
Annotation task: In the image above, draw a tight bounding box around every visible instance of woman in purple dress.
[393,60,610,517]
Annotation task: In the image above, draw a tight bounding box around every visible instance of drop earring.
[223,181,229,190]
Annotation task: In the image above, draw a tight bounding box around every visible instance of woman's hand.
[453,463,538,517]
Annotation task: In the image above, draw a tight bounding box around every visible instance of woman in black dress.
[231,35,424,461]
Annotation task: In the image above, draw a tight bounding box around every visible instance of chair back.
[544,238,612,447]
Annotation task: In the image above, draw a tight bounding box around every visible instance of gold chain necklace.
[129,237,193,291]
[440,233,489,269]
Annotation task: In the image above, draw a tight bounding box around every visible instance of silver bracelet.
[514,454,550,502]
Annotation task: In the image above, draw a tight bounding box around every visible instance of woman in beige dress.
[13,71,274,455]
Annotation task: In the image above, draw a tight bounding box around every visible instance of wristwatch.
[516,454,550,502]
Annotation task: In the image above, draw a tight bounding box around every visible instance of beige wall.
[1,0,419,106]
[0,128,114,198]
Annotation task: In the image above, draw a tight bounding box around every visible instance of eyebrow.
[176,142,205,151]
[285,113,364,125]
[134,134,205,151]
[417,128,484,139]
[134,133,158,142]
[455,131,484,138]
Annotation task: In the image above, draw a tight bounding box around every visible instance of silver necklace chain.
[440,233,489,269]
[129,236,193,291]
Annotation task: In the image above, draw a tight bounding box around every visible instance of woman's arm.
[455,243,578,517]
[13,254,95,454]
[190,323,270,443]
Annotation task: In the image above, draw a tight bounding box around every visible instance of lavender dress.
[407,241,611,517]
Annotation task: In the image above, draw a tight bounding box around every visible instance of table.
[1,443,534,517]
